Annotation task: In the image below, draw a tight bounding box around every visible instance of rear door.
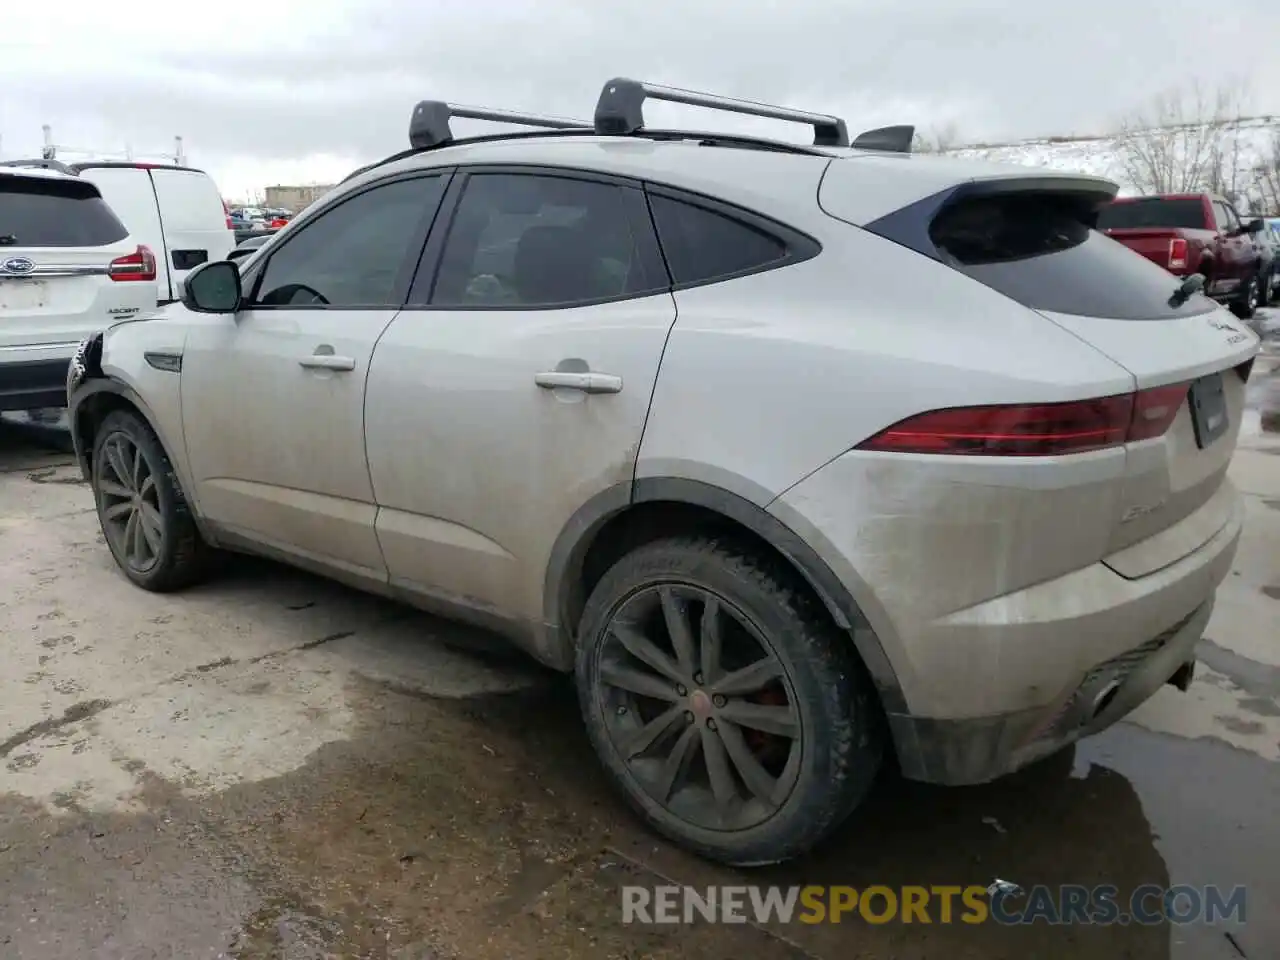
[364,168,675,631]
[1214,201,1252,291]
[0,172,155,363]
[149,168,235,296]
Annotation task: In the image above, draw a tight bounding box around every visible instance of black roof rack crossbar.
[0,158,76,175]
[594,78,851,148]
[851,124,915,154]
[409,101,591,150]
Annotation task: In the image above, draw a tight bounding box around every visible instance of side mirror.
[181,260,242,314]
[1243,218,1264,234]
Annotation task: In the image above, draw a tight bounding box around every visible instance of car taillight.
[1128,382,1188,441]
[108,244,157,282]
[1168,238,1188,271]
[222,199,234,231]
[857,384,1190,457]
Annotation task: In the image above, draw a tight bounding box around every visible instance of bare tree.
[1113,83,1238,195]
[1252,131,1280,215]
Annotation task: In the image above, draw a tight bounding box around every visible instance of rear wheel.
[575,536,884,866]
[1261,269,1275,306]
[91,410,211,591]
[1231,272,1260,320]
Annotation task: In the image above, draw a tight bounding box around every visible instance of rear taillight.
[1128,383,1188,442]
[857,383,1190,457]
[108,244,157,282]
[222,199,234,231]
[1168,238,1188,271]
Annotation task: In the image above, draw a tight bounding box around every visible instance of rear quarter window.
[646,192,819,288]
[0,176,129,247]
[924,192,1215,320]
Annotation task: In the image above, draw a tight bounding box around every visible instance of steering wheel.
[263,283,330,306]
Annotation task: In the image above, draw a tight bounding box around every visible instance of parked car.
[1254,217,1280,305]
[53,163,234,305]
[226,233,273,261]
[1,165,157,411]
[67,80,1260,867]
[1097,193,1267,318]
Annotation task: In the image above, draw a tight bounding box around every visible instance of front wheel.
[575,537,884,866]
[91,410,211,591]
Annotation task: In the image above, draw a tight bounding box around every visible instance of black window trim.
[239,168,455,312]
[642,182,822,291]
[403,163,669,312]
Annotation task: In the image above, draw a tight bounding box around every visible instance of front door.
[364,170,676,630]
[181,172,450,578]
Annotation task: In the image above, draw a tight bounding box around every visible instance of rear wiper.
[1168,273,1203,308]
[0,234,17,245]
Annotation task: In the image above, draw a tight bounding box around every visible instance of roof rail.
[0,158,76,175]
[593,78,851,148]
[409,101,591,150]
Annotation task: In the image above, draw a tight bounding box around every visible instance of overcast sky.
[3,0,1278,201]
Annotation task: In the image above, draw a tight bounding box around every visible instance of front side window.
[430,173,660,308]
[252,175,446,308]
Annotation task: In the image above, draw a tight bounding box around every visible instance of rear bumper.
[771,449,1244,786]
[888,598,1210,784]
[0,356,73,412]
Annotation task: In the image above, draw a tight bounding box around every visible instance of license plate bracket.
[0,278,47,311]
[1189,372,1228,449]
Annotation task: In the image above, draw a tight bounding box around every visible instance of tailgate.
[1039,307,1258,576]
[1103,229,1176,270]
[1,247,125,346]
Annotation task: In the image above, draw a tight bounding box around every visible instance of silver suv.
[68,80,1259,866]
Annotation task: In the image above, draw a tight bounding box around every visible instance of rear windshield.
[0,176,129,247]
[929,192,1215,320]
[1096,198,1206,230]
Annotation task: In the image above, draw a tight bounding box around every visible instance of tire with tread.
[575,535,884,866]
[91,409,210,592]
[1231,271,1259,320]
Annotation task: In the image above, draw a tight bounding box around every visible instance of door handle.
[299,354,356,371]
[534,371,623,394]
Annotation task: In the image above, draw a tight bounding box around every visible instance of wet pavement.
[1,317,1278,960]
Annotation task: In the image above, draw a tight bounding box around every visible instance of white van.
[72,163,235,303]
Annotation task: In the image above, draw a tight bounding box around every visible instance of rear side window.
[430,173,662,308]
[1096,198,1206,231]
[648,194,789,285]
[929,193,1214,320]
[0,176,128,247]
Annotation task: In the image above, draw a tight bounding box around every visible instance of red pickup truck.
[1096,193,1268,319]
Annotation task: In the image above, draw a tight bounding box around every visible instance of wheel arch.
[541,476,908,715]
[70,377,214,544]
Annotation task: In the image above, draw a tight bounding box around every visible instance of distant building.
[263,184,336,212]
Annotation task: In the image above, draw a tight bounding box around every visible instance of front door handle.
[534,371,623,394]
[300,353,356,372]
